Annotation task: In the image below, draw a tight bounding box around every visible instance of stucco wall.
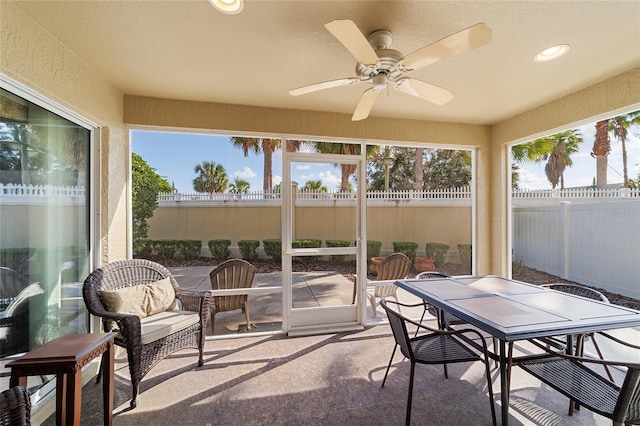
[147,203,472,263]
[1,1,127,263]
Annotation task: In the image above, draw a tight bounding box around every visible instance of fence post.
[560,201,571,279]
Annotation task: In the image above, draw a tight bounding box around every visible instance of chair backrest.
[542,283,609,302]
[376,253,411,281]
[380,300,413,360]
[83,259,178,316]
[209,259,256,312]
[416,271,450,280]
[0,386,31,426]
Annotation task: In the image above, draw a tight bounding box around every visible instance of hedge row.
[135,239,469,267]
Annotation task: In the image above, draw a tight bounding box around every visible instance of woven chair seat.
[519,334,640,424]
[411,333,482,364]
[520,357,620,418]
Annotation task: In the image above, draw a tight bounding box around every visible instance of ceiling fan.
[289,20,492,121]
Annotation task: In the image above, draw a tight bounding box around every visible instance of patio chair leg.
[382,345,397,387]
[244,301,251,330]
[368,294,378,317]
[406,362,415,426]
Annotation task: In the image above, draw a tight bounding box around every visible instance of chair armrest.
[175,288,212,317]
[528,336,640,369]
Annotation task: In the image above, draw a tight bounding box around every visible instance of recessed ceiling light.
[534,44,570,62]
[208,0,244,15]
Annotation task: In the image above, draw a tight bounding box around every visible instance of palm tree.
[608,110,640,188]
[301,179,327,193]
[230,137,278,192]
[311,142,378,192]
[193,160,228,193]
[230,137,305,192]
[414,147,424,191]
[513,130,582,189]
[591,119,610,188]
[229,177,250,194]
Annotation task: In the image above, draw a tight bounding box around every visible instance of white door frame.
[282,147,368,335]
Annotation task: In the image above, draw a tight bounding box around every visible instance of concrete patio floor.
[32,266,639,425]
[40,321,624,426]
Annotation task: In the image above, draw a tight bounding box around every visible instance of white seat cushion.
[138,310,199,345]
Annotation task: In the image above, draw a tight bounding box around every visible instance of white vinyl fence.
[513,200,640,299]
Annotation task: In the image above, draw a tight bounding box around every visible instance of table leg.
[499,340,509,425]
[9,371,27,388]
[66,370,82,426]
[102,343,115,426]
[56,373,68,426]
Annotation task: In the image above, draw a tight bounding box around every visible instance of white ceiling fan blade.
[395,78,454,105]
[401,23,492,71]
[289,78,361,96]
[324,20,379,65]
[352,89,379,121]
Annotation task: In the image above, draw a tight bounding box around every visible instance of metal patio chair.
[380,300,497,426]
[519,333,640,425]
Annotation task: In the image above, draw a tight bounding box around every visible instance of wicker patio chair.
[380,300,497,426]
[367,253,411,317]
[0,386,31,426]
[83,259,211,407]
[209,259,256,332]
[519,333,640,425]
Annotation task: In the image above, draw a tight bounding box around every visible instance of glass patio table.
[394,275,640,425]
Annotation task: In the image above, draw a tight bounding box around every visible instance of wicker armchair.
[367,253,411,317]
[0,386,31,426]
[83,259,211,407]
[209,259,256,332]
[519,333,640,425]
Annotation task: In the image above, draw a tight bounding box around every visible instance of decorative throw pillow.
[100,277,177,318]
[101,285,149,318]
[145,277,177,315]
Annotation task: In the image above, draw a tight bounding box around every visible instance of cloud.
[296,164,311,170]
[273,175,282,186]
[517,167,548,190]
[319,170,340,190]
[233,166,257,179]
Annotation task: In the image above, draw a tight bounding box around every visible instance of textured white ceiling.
[12,0,640,125]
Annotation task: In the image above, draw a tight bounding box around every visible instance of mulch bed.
[145,256,640,310]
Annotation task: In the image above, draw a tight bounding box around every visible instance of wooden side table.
[7,332,116,426]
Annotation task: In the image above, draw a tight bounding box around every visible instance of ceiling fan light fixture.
[534,44,570,62]
[208,0,244,15]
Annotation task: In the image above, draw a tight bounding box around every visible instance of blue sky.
[131,125,640,193]
[131,130,342,193]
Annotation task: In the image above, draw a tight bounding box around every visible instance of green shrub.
[393,241,418,262]
[263,239,282,261]
[153,240,178,260]
[177,240,202,261]
[325,239,350,264]
[293,239,322,264]
[208,239,231,261]
[458,244,472,269]
[364,240,382,262]
[238,239,260,261]
[136,239,153,257]
[426,243,450,268]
